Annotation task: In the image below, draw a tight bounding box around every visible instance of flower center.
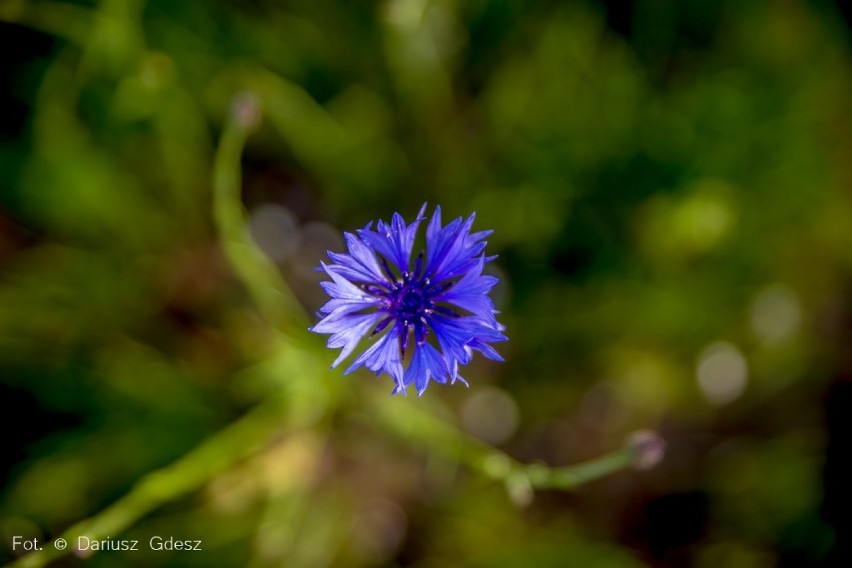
[399,288,423,315]
[364,252,462,352]
[394,282,429,322]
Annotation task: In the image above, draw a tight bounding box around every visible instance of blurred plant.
[1,81,662,568]
[4,0,848,565]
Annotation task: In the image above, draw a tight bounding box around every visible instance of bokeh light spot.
[248,204,299,263]
[750,284,801,345]
[696,342,748,406]
[461,386,519,445]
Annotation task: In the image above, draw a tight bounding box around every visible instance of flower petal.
[427,314,474,366]
[326,312,384,368]
[325,232,387,283]
[434,256,498,323]
[345,327,404,390]
[319,262,375,301]
[400,342,450,396]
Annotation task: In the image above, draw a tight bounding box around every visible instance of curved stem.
[4,393,293,568]
[212,94,308,339]
[3,93,311,568]
[366,390,641,504]
[2,87,660,568]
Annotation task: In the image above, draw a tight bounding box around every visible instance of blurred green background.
[2,0,852,566]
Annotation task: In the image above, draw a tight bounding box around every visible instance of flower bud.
[626,430,666,471]
[231,92,261,130]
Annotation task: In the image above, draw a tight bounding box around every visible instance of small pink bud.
[231,92,261,130]
[626,430,666,471]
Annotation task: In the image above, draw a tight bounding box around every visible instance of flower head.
[311,205,506,395]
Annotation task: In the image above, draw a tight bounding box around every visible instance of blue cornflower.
[311,205,507,395]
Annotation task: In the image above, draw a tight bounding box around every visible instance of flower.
[311,204,507,395]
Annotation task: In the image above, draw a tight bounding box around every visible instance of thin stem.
[4,94,316,568]
[5,393,293,568]
[366,390,639,501]
[526,449,633,489]
[1,83,661,568]
[212,95,308,339]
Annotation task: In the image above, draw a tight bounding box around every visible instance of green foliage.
[2,0,851,566]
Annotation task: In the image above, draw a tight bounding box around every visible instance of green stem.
[2,86,655,568]
[5,394,292,568]
[367,390,638,501]
[212,97,308,338]
[526,450,633,489]
[3,93,311,568]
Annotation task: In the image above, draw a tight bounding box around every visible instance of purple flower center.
[381,271,436,347]
[363,253,459,353]
[397,287,426,317]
